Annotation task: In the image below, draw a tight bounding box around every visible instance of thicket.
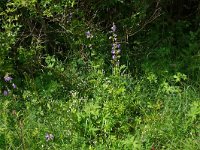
[0,0,199,149]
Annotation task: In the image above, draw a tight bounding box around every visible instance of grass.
[0,66,199,149]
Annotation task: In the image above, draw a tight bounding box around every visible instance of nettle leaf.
[45,55,56,68]
[173,72,187,83]
[83,102,100,117]
[187,101,200,119]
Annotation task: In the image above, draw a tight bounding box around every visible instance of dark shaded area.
[0,0,200,79]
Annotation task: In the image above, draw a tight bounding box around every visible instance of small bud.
[111,23,116,32]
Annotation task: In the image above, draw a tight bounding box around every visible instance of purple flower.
[12,83,17,89]
[111,50,115,54]
[85,31,93,39]
[85,31,90,38]
[112,55,116,60]
[4,76,13,82]
[117,43,121,49]
[110,23,122,67]
[45,133,54,141]
[3,90,8,96]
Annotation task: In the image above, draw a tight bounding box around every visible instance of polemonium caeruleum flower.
[111,49,115,54]
[117,43,121,49]
[3,90,8,96]
[4,76,13,82]
[45,133,54,141]
[110,23,121,67]
[12,83,17,89]
[112,55,116,60]
[85,31,93,39]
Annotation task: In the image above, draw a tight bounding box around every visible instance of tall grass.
[0,63,199,149]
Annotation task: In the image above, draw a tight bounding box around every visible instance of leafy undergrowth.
[0,64,199,150]
[0,0,200,149]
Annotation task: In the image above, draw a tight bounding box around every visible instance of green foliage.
[1,60,199,149]
[0,0,199,149]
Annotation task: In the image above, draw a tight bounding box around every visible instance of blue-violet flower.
[3,90,8,96]
[4,76,13,82]
[45,133,54,141]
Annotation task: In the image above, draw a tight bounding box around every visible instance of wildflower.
[110,23,121,67]
[45,133,54,141]
[4,76,13,82]
[111,49,115,54]
[112,55,116,60]
[3,90,8,96]
[12,83,17,89]
[85,31,93,39]
[117,43,121,49]
[111,23,116,32]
